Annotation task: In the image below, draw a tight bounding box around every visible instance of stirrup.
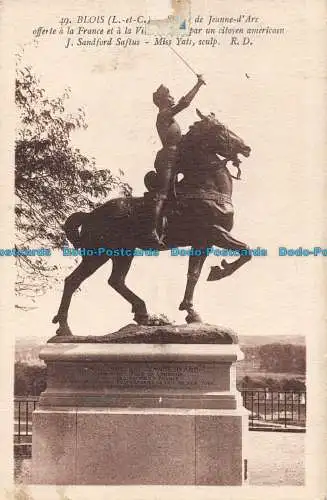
[158,233,168,248]
[144,230,162,249]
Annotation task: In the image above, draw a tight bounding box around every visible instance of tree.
[237,375,251,390]
[258,343,306,374]
[14,362,47,395]
[280,378,306,392]
[15,61,131,298]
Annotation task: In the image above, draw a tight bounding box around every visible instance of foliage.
[237,375,306,391]
[257,344,306,374]
[241,343,306,375]
[14,362,47,395]
[15,62,131,298]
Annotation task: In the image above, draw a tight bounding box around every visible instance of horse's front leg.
[207,226,252,281]
[108,255,171,326]
[179,251,207,323]
[108,254,149,324]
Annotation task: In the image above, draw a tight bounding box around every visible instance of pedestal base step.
[32,407,248,485]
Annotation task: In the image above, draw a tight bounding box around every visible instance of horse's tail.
[63,212,87,249]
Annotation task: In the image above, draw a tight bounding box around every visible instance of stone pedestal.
[32,325,249,485]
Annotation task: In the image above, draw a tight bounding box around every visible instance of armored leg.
[148,146,177,246]
[150,195,166,244]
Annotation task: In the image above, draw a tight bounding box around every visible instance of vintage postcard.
[0,0,326,498]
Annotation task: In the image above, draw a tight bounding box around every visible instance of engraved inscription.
[100,363,206,387]
[50,361,229,390]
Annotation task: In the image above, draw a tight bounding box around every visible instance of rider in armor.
[149,74,206,246]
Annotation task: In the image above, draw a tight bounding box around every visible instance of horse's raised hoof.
[185,309,202,324]
[207,265,228,281]
[52,315,59,324]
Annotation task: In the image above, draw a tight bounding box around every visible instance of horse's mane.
[183,116,229,141]
[181,117,227,153]
[181,120,205,152]
[183,120,205,140]
[182,115,246,161]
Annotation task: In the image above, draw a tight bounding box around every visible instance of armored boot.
[148,196,165,247]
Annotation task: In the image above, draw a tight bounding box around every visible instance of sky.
[2,0,325,340]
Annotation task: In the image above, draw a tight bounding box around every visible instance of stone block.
[195,413,244,485]
[75,409,195,484]
[32,409,76,484]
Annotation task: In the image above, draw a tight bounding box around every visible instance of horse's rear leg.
[53,256,108,336]
[179,252,207,323]
[108,255,149,325]
[207,226,252,281]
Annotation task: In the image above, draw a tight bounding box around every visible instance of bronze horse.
[53,110,251,336]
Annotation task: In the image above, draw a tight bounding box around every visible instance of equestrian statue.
[52,74,252,336]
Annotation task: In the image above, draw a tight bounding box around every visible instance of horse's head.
[193,109,251,161]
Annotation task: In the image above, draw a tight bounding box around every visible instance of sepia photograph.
[0,0,326,498]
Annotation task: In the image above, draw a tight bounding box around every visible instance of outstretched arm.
[171,75,206,115]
